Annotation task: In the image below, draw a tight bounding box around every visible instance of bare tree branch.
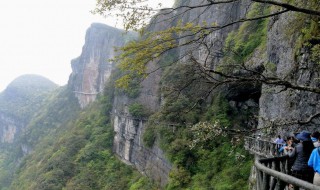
[252,0,320,16]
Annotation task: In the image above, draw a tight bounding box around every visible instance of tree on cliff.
[94,0,320,30]
[94,0,320,91]
[94,0,320,127]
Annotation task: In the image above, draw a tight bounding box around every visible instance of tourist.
[274,135,285,144]
[311,131,320,148]
[288,131,314,184]
[308,145,320,185]
[280,136,296,174]
[274,135,285,155]
[280,136,295,154]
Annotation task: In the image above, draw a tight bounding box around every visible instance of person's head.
[311,131,320,142]
[296,131,311,142]
[278,135,281,139]
[287,136,294,145]
[295,131,313,154]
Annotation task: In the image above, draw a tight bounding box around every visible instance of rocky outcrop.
[69,23,136,108]
[258,12,320,135]
[175,1,249,63]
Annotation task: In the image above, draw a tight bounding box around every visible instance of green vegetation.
[284,0,320,60]
[144,97,253,190]
[0,74,58,121]
[142,124,157,147]
[167,138,252,190]
[0,86,80,190]
[141,61,255,189]
[21,87,80,147]
[224,3,268,64]
[3,60,254,190]
[128,103,149,118]
[7,79,156,189]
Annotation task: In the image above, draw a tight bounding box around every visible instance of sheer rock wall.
[258,12,320,136]
[113,114,172,186]
[68,23,135,108]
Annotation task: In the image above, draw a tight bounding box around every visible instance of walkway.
[245,137,320,190]
[73,91,99,95]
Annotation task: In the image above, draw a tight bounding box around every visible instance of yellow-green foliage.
[311,44,320,64]
[285,0,320,56]
[114,22,210,89]
[224,3,268,63]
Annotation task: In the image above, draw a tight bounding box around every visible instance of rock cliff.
[113,113,171,186]
[111,12,175,185]
[0,112,21,143]
[258,12,320,135]
[111,1,261,186]
[69,23,136,108]
[67,22,173,185]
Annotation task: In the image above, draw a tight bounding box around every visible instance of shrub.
[128,103,148,118]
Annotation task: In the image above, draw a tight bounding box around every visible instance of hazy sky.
[0,0,173,92]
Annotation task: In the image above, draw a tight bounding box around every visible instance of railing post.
[274,179,286,190]
[270,160,277,189]
[257,169,264,190]
[274,158,280,172]
[262,172,270,190]
[280,157,286,173]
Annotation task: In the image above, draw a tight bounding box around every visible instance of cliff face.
[0,113,22,143]
[258,12,320,135]
[69,23,136,108]
[113,113,171,186]
[111,1,260,186]
[111,12,175,185]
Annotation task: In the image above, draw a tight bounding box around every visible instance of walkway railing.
[245,137,320,190]
[245,136,279,157]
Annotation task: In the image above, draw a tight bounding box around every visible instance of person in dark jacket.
[288,131,314,184]
[280,136,296,175]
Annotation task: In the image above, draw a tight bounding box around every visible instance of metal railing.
[245,137,320,190]
[245,136,280,157]
[256,156,320,190]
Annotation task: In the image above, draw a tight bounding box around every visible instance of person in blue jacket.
[308,145,320,185]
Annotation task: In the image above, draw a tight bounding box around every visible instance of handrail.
[245,136,320,190]
[73,91,99,95]
[244,136,280,157]
[255,156,320,190]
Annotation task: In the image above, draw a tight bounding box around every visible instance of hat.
[295,131,311,141]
